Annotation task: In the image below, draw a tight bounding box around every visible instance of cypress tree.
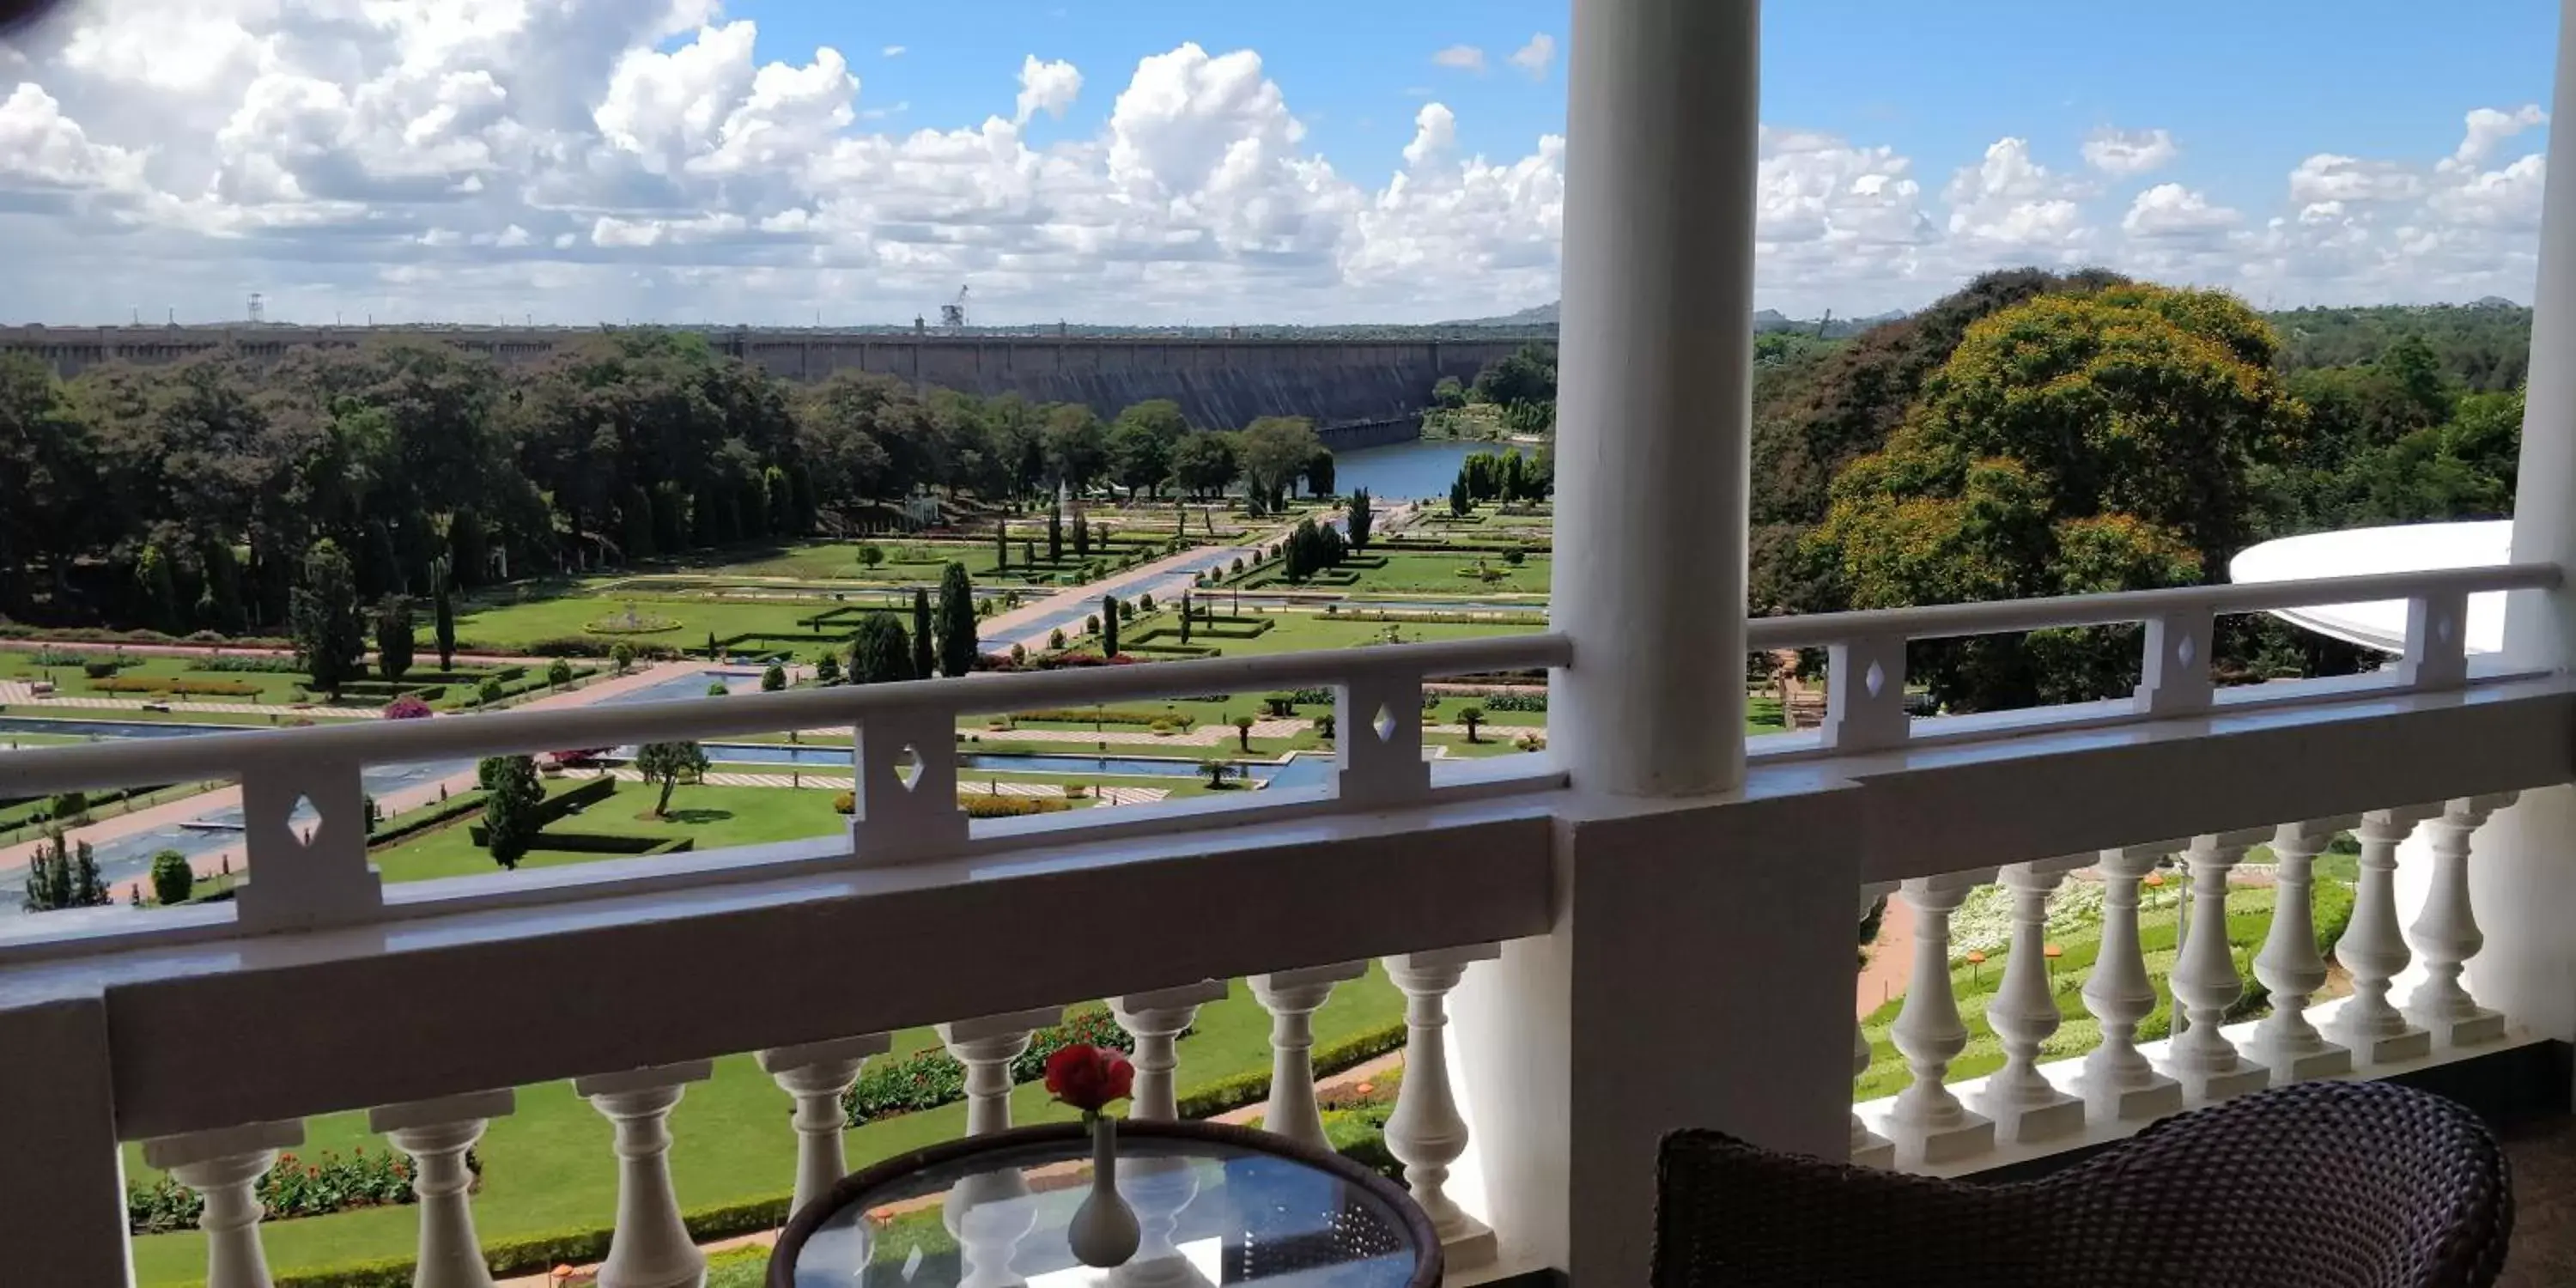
[432,569,457,671]
[911,588,935,680]
[935,562,980,677]
[1102,594,1121,658]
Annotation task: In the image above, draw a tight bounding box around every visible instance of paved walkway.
[975,513,1316,656]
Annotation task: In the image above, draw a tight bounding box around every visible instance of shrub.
[82,659,122,678]
[1008,708,1191,728]
[1482,690,1547,713]
[611,641,637,672]
[149,849,193,905]
[28,647,91,666]
[90,677,264,697]
[761,664,787,692]
[961,795,1072,819]
[130,1146,468,1235]
[1048,628,1068,650]
[547,658,575,688]
[832,790,856,815]
[1173,1021,1408,1119]
[381,696,433,720]
[191,654,306,673]
[1261,693,1298,717]
[476,677,505,705]
[844,1009,1134,1126]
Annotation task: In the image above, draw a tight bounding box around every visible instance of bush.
[82,659,122,679]
[1008,708,1192,728]
[1261,693,1298,717]
[761,664,787,691]
[191,654,307,673]
[547,658,575,688]
[381,696,434,720]
[960,794,1072,818]
[476,677,505,705]
[131,1146,465,1235]
[149,849,192,905]
[365,792,486,849]
[1174,1021,1408,1119]
[844,1009,1135,1126]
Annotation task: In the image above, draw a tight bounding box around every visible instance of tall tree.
[479,754,544,869]
[936,561,981,677]
[1170,433,1239,499]
[1346,489,1374,550]
[1237,417,1321,510]
[1303,450,1335,498]
[1042,404,1109,491]
[290,538,366,699]
[1108,422,1174,500]
[635,741,710,817]
[374,594,415,682]
[432,570,457,671]
[1101,594,1121,657]
[1809,283,2302,712]
[848,612,915,684]
[21,830,109,912]
[910,587,936,681]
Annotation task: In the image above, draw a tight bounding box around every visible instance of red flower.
[1043,1044,1133,1115]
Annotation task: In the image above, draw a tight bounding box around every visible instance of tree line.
[0,331,1337,635]
[1752,270,2528,711]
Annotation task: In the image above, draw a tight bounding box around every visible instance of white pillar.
[2249,819,2358,1084]
[143,1121,304,1288]
[2479,0,2576,1064]
[940,1008,1064,1138]
[2159,829,2273,1103]
[2331,807,2441,1065]
[1385,945,1503,1269]
[1249,961,1370,1149]
[1851,884,1897,1169]
[372,1091,514,1288]
[574,1063,715,1288]
[2080,843,2185,1121]
[1547,0,1759,796]
[757,1035,892,1215]
[2406,795,2517,1047]
[1885,872,1995,1164]
[1977,860,2085,1143]
[1113,981,1228,1122]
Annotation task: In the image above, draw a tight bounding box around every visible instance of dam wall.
[0,326,1537,443]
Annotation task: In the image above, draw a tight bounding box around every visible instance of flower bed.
[88,677,264,697]
[129,1146,475,1235]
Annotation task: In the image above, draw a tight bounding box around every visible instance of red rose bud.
[1044,1044,1135,1113]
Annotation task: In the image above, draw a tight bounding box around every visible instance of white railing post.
[371,1091,515,1288]
[1336,673,1431,806]
[2160,828,2274,1103]
[2398,589,2472,690]
[852,706,968,865]
[1249,961,1370,1150]
[2330,805,2442,1065]
[143,1121,304,1288]
[234,757,383,933]
[2081,841,2186,1121]
[2406,793,2518,1047]
[1385,944,1502,1269]
[2249,817,2360,1084]
[2134,607,2215,715]
[574,1062,715,1288]
[1978,859,2087,1143]
[757,1035,892,1215]
[940,1008,1066,1138]
[1819,635,1909,753]
[1885,871,1996,1164]
[1851,883,1897,1169]
[1112,981,1228,1121]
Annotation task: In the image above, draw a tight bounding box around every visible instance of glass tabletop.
[781,1127,1431,1287]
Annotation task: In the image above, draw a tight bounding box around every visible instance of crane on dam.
[939,286,969,331]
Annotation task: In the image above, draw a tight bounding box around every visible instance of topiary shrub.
[149,849,193,906]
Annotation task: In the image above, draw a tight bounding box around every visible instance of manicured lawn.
[0,651,353,707]
[125,969,1406,1284]
[1240,551,1549,596]
[1856,873,2356,1100]
[451,588,848,654]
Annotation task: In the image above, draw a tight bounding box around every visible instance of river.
[1329,439,1524,502]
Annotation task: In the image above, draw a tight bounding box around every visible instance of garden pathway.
[975,514,1312,656]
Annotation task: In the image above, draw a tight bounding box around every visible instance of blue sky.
[0,0,2560,323]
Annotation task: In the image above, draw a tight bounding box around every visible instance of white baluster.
[143,1121,304,1288]
[939,1008,1066,1137]
[2079,842,2184,1121]
[2406,793,2518,1047]
[1385,945,1502,1268]
[2158,829,2273,1103]
[1977,860,2086,1143]
[1114,981,1229,1121]
[758,1035,891,1214]
[1249,961,1370,1150]
[2330,805,2441,1065]
[372,1091,514,1288]
[2249,818,2360,1083]
[1886,872,1995,1164]
[1851,883,1897,1170]
[574,1062,715,1288]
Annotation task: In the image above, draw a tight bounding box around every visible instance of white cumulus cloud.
[1507,34,1555,80]
[2081,127,2178,177]
[1013,55,1081,125]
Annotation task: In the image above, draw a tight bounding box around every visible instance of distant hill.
[1443,300,1870,336]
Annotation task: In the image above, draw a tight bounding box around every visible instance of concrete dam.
[0,326,1541,450]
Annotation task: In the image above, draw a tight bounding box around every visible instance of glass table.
[770,1120,1441,1288]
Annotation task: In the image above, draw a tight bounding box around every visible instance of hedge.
[485,831,697,856]
[1004,708,1194,728]
[365,792,487,849]
[843,1009,1137,1125]
[88,677,264,697]
[960,795,1072,819]
[1173,1020,1408,1119]
[464,775,617,843]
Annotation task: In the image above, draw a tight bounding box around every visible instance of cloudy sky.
[0,0,2557,326]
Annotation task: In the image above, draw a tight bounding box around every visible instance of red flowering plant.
[1044,1044,1134,1126]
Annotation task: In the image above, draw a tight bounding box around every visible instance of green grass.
[1856,873,2356,1100]
[1249,552,1548,596]
[125,970,1405,1284]
[452,589,848,653]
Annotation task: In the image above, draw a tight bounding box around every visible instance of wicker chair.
[1653,1079,2512,1288]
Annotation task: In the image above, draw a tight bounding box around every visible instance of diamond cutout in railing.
[289,793,322,848]
[2177,634,2197,667]
[1372,702,1398,742]
[894,744,923,792]
[1862,660,1886,700]
[2437,615,2457,644]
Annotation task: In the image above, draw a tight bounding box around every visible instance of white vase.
[1067,1116,1141,1269]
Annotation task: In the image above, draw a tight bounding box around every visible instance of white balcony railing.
[0,562,2568,1286]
